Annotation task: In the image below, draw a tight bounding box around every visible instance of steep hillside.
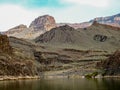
[35,25,82,44]
[35,22,120,51]
[0,35,38,76]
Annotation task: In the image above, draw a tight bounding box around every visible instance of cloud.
[0,4,39,31]
[61,0,110,7]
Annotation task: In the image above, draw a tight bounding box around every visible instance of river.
[0,78,120,90]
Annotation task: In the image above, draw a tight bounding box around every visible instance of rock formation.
[29,15,56,31]
[0,34,12,53]
[5,15,56,40]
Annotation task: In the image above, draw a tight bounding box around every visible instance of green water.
[0,78,120,90]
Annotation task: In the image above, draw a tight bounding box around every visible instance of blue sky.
[0,0,120,31]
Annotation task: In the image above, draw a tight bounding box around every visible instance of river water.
[0,78,120,90]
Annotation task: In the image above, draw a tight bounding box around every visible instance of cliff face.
[29,15,56,31]
[0,34,12,53]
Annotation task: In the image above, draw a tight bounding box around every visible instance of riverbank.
[0,76,40,81]
[1,75,120,81]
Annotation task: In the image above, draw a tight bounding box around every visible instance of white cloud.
[0,4,39,31]
[61,0,110,7]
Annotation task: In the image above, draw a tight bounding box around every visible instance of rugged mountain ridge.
[5,15,56,40]
[35,21,120,51]
[92,13,120,27]
[5,13,120,40]
[58,13,120,29]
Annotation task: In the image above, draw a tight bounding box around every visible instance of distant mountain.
[5,15,56,39]
[91,13,120,27]
[57,22,91,29]
[29,15,56,31]
[35,21,120,51]
[35,25,79,44]
[5,13,120,40]
[58,13,120,29]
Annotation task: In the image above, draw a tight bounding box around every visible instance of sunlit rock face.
[29,15,56,31]
[5,15,56,40]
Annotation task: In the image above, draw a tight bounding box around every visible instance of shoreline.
[0,76,40,81]
[0,75,120,81]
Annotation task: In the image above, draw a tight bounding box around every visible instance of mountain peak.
[29,15,56,31]
[92,20,99,25]
[58,25,75,31]
[10,24,27,30]
[35,25,76,43]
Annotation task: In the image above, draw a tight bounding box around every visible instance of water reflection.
[0,78,120,90]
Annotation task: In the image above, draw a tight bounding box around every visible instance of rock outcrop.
[29,15,56,31]
[0,34,12,53]
[97,50,120,75]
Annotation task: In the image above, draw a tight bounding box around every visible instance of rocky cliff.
[0,34,12,53]
[29,15,56,31]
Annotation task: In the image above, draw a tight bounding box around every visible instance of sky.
[0,0,120,31]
